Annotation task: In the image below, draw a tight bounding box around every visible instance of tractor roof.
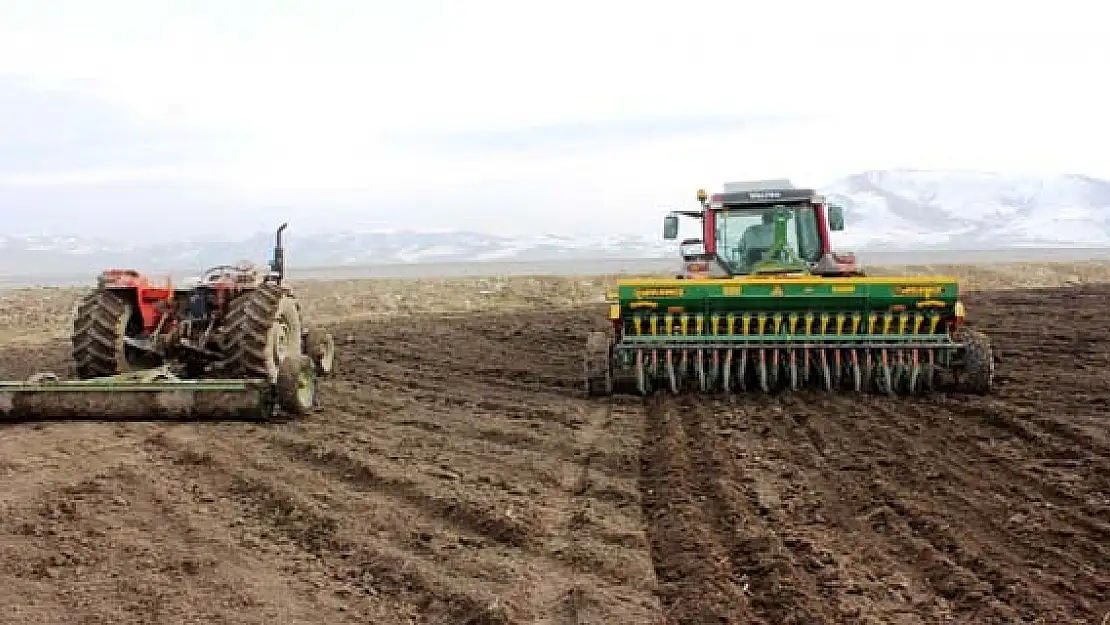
[713,187,820,206]
[722,179,796,192]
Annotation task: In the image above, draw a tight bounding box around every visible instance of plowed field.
[0,283,1107,624]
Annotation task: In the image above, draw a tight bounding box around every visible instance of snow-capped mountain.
[0,229,671,275]
[1,169,1107,276]
[825,170,1110,249]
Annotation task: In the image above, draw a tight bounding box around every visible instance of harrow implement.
[0,359,317,421]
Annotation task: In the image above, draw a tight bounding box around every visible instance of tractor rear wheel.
[71,289,141,379]
[220,285,303,383]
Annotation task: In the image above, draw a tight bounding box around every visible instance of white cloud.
[0,0,1106,237]
[0,165,221,187]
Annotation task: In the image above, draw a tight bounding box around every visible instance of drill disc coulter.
[585,182,995,396]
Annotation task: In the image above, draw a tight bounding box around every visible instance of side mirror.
[827,205,845,231]
[663,213,679,240]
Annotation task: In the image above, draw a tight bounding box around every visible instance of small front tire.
[276,355,316,415]
[304,328,336,376]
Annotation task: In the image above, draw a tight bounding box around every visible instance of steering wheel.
[200,264,239,283]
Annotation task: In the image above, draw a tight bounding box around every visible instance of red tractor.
[69,223,335,412]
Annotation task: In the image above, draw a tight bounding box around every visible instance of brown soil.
[0,283,1107,623]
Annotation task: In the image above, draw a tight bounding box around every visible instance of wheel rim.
[116,304,134,373]
[273,320,293,362]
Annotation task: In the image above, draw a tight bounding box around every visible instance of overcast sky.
[0,1,1106,241]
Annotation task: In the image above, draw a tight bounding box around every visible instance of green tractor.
[585,181,994,396]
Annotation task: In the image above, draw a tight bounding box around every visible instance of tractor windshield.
[715,205,821,274]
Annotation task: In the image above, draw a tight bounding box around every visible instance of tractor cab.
[663,181,860,278]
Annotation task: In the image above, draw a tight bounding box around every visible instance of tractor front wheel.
[304,328,336,376]
[276,354,316,414]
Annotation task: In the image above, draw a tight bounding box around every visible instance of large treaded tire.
[958,328,994,395]
[220,285,303,383]
[71,289,132,379]
[584,331,613,396]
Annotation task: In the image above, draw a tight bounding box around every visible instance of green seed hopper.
[584,181,995,396]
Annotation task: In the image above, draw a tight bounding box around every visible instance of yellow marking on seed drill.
[772,314,783,334]
[649,315,659,335]
[835,313,846,334]
[898,313,909,335]
[727,314,736,334]
[740,315,749,335]
[895,284,945,297]
[680,314,689,335]
[633,316,643,335]
[820,313,830,334]
[868,313,879,334]
[710,314,720,335]
[788,313,799,334]
[757,314,767,335]
[804,312,815,334]
[608,304,620,320]
[883,314,894,335]
[917,299,947,309]
[695,314,705,335]
[664,313,674,335]
[635,287,684,298]
[913,313,924,333]
[929,314,941,333]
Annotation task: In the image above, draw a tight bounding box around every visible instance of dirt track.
[0,284,1107,624]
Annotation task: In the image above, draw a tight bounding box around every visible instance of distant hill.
[2,169,1107,275]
